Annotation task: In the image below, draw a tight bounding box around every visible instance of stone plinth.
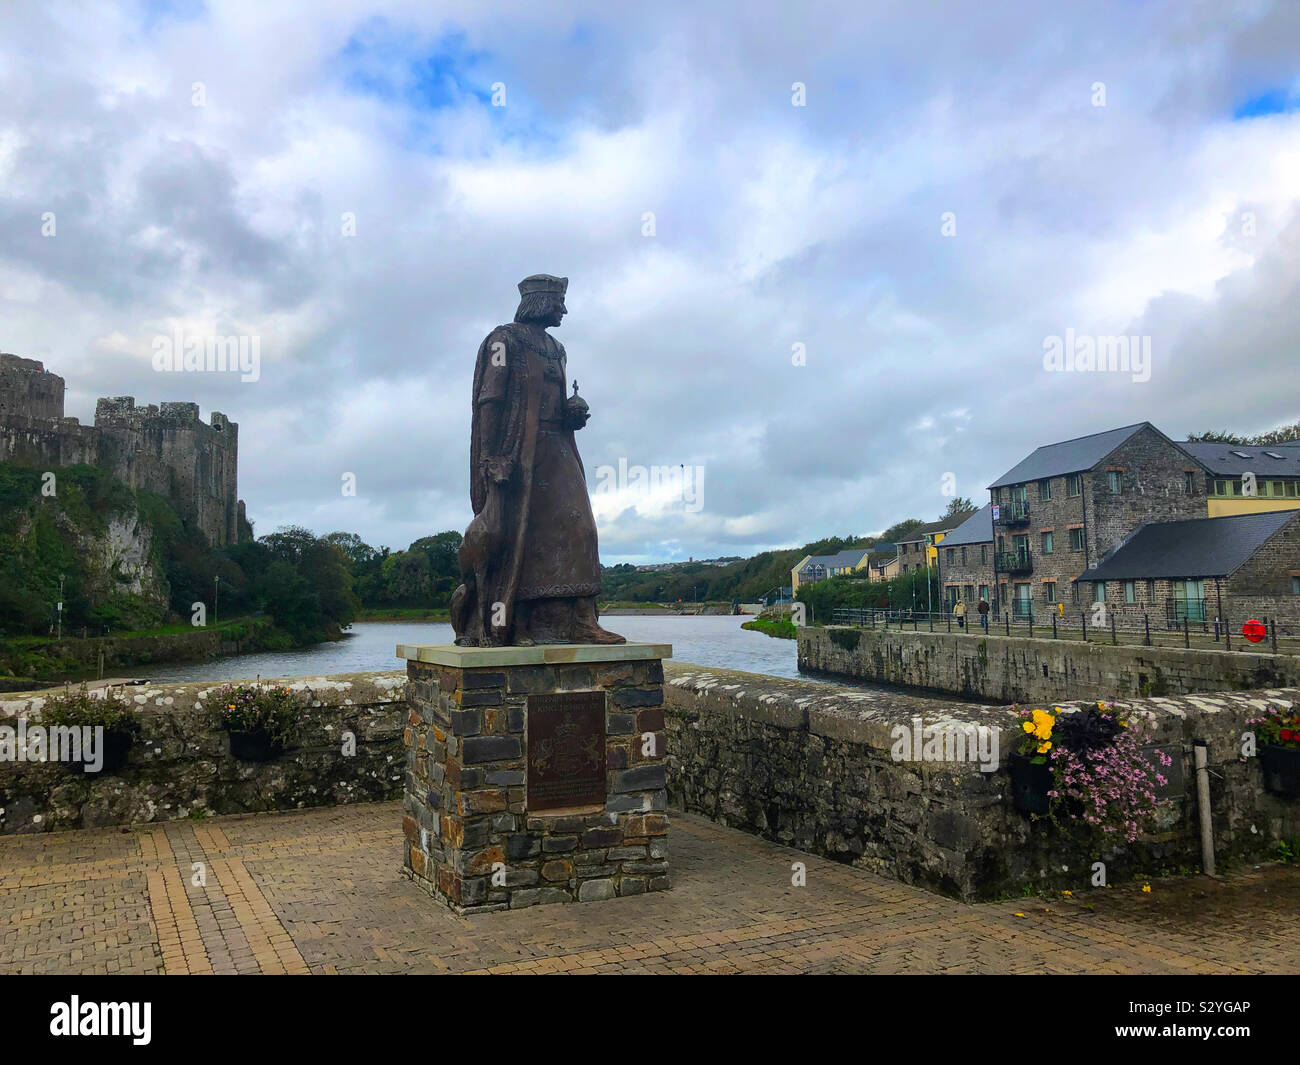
[397,642,672,913]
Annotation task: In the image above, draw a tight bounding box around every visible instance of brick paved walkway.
[1,803,1296,974]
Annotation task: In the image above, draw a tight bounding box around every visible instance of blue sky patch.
[1233,86,1298,119]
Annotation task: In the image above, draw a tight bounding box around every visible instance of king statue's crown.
[518,274,568,297]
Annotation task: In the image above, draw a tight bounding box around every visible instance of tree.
[1188,420,1300,446]
[324,531,377,567]
[942,497,978,521]
[880,518,924,544]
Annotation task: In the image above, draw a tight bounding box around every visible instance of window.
[1214,479,1229,496]
[980,545,987,564]
[1094,582,1106,603]
[1230,450,1252,459]
[1067,473,1083,496]
[1293,577,1300,596]
[961,546,967,565]
[1043,581,1056,603]
[1107,470,1122,493]
[1069,527,1085,551]
[978,584,989,601]
[1038,479,1051,501]
[1124,580,1136,603]
[946,548,955,565]
[902,564,908,573]
[1184,472,1195,495]
[1041,531,1053,555]
[965,585,974,600]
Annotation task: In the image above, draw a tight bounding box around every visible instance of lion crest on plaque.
[531,717,602,775]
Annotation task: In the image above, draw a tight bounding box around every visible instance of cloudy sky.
[1,0,1298,563]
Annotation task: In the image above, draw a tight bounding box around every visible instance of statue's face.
[545,298,567,328]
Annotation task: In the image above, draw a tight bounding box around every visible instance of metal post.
[1005,612,1010,637]
[1225,617,1230,651]
[1271,617,1278,654]
[1144,613,1150,646]
[1111,614,1117,645]
[1081,612,1087,642]
[1028,612,1033,639]
[1184,617,1190,649]
[1052,612,1057,640]
[1194,742,1216,877]
[947,611,951,633]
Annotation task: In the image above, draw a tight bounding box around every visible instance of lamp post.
[214,574,220,626]
[57,574,65,640]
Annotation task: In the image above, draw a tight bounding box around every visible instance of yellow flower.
[1142,884,1151,893]
[1062,890,1072,896]
[1022,722,1035,733]
[1037,741,1052,754]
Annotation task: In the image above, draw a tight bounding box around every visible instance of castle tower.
[0,353,66,421]
[0,354,245,548]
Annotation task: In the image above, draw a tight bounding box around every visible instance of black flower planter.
[1260,744,1300,798]
[98,729,133,774]
[59,728,133,775]
[229,727,284,762]
[1008,752,1053,815]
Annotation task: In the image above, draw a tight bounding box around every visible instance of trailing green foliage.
[42,685,140,737]
[214,683,307,746]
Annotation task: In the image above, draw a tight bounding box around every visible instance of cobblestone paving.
[1,803,1296,974]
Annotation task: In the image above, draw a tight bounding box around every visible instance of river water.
[139,615,820,684]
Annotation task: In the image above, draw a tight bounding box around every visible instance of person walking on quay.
[977,596,990,633]
[953,598,966,629]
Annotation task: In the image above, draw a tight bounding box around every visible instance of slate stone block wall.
[0,672,407,834]
[664,664,1300,901]
[402,658,669,913]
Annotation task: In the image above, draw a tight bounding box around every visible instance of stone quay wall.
[0,672,406,834]
[664,664,1300,900]
[798,624,1300,703]
[401,653,669,913]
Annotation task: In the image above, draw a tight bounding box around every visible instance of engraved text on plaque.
[526,690,606,811]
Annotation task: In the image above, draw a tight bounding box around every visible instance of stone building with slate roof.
[986,422,1209,617]
[936,503,995,609]
[1180,440,1300,518]
[1078,509,1300,631]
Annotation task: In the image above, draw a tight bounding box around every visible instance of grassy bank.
[0,615,291,687]
[352,607,450,622]
[741,617,797,639]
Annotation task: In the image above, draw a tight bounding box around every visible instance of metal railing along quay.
[826,606,1298,653]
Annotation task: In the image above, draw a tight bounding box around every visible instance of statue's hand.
[564,394,590,430]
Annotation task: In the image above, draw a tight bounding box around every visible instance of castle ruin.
[0,352,247,546]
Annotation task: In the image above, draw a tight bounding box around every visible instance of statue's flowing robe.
[468,323,600,615]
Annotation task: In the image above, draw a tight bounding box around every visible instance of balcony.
[996,498,1031,524]
[994,549,1032,573]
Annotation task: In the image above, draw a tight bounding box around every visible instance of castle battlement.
[0,356,245,546]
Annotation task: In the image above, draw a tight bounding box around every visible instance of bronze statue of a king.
[450,274,625,647]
